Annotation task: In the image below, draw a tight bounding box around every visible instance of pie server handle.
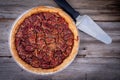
[54,0,79,21]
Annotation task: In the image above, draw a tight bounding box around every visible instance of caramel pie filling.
[15,12,74,69]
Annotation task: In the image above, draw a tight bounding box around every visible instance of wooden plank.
[0,57,120,80]
[78,42,120,58]
[0,0,120,21]
[0,0,120,9]
[0,20,120,42]
[0,20,120,57]
[1,40,120,58]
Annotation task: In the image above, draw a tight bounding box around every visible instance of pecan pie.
[10,6,79,74]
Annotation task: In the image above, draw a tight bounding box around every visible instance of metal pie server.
[54,0,112,44]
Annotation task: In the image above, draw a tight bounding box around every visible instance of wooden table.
[0,0,120,80]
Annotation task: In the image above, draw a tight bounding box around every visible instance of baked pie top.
[10,6,79,74]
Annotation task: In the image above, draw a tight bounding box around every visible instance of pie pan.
[9,6,80,75]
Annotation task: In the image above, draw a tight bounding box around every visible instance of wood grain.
[0,0,120,21]
[0,0,120,80]
[0,57,120,80]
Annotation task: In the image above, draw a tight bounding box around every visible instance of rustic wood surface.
[0,0,120,80]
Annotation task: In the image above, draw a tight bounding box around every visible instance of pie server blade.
[76,15,112,44]
[54,0,112,44]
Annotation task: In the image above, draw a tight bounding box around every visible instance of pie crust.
[9,6,79,74]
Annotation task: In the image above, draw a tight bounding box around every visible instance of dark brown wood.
[0,0,120,80]
[0,57,120,80]
[0,0,120,21]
